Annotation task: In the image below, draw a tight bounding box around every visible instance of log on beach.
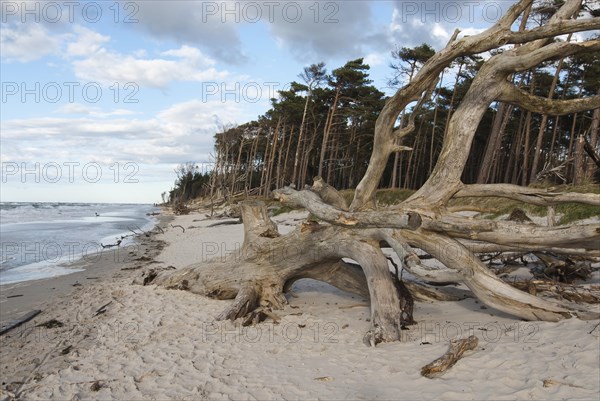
[0,310,42,336]
[421,335,479,378]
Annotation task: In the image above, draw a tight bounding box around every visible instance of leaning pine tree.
[144,0,600,346]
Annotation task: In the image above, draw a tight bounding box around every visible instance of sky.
[0,0,517,204]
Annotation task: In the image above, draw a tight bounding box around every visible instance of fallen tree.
[142,0,600,345]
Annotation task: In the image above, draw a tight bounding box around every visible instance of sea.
[0,202,159,285]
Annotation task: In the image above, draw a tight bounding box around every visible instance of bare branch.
[498,82,600,115]
[350,1,538,209]
[501,39,600,73]
[424,216,600,250]
[392,123,415,141]
[459,240,600,257]
[454,184,600,206]
[393,79,439,140]
[495,0,534,30]
[378,229,464,283]
[391,145,413,153]
[504,18,600,44]
[504,0,591,53]
[273,187,422,230]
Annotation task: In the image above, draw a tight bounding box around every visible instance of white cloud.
[1,98,248,166]
[432,24,450,41]
[56,103,137,118]
[0,24,62,62]
[157,98,246,132]
[132,49,148,58]
[266,2,390,61]
[66,25,110,57]
[364,53,386,67]
[161,45,213,64]
[458,27,487,39]
[69,36,231,88]
[56,103,94,114]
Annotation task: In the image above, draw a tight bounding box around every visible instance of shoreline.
[0,213,173,326]
[0,213,173,399]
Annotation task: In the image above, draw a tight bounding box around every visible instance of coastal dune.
[1,210,599,400]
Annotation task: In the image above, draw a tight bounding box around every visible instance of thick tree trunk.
[573,135,587,184]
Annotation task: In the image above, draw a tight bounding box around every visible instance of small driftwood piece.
[532,252,592,282]
[0,310,42,335]
[207,219,242,227]
[101,239,122,248]
[36,319,64,329]
[171,224,186,233]
[421,335,479,378]
[94,301,112,317]
[128,224,153,238]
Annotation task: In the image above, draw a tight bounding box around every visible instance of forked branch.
[273,187,422,230]
[498,82,600,116]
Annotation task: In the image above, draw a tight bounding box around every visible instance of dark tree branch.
[498,83,600,116]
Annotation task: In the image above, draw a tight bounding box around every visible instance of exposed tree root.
[143,201,416,345]
[141,197,598,347]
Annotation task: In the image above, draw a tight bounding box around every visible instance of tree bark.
[292,95,311,187]
[573,135,586,184]
[421,335,479,378]
[585,88,600,181]
[477,103,511,184]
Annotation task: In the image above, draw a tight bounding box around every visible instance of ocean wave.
[0,203,158,284]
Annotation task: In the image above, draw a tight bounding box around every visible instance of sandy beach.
[1,209,599,400]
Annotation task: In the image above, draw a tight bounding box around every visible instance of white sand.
[2,210,599,400]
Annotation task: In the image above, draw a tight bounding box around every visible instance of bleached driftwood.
[421,335,479,378]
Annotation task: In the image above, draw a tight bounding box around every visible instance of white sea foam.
[0,202,158,284]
